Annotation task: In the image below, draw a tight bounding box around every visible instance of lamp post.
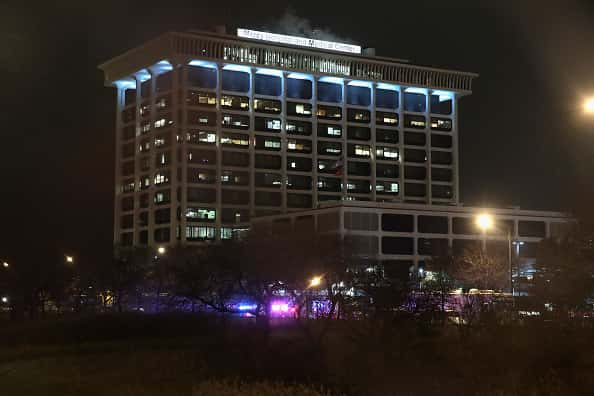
[475,213,514,298]
[306,276,323,318]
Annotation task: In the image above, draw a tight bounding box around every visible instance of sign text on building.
[237,28,361,55]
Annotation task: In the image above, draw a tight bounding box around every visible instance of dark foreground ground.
[0,313,593,395]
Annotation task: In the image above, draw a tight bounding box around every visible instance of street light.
[309,276,322,288]
[65,255,74,264]
[1,297,7,303]
[2,262,8,268]
[475,213,494,232]
[475,213,514,299]
[583,98,594,114]
[157,246,166,255]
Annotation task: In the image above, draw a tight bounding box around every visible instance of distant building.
[99,27,478,247]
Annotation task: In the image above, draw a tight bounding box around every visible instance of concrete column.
[280,75,288,214]
[370,83,377,202]
[248,69,256,219]
[180,64,189,244]
[310,75,318,207]
[147,72,156,247]
[398,88,405,201]
[339,79,347,200]
[425,90,432,205]
[113,86,126,245]
[215,64,223,241]
[452,94,460,204]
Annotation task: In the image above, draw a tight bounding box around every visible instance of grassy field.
[0,314,593,395]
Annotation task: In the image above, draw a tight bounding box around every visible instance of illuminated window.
[141,122,151,134]
[266,119,281,130]
[155,96,169,110]
[154,190,170,204]
[287,139,311,153]
[286,120,312,136]
[156,152,170,166]
[287,157,312,171]
[154,137,165,147]
[350,144,371,157]
[221,132,249,148]
[222,114,250,129]
[317,177,341,192]
[255,117,281,132]
[287,102,312,117]
[318,141,342,156]
[264,139,281,149]
[138,139,151,153]
[221,170,249,185]
[186,226,216,240]
[317,105,342,120]
[317,123,342,138]
[376,182,399,194]
[220,228,232,240]
[188,111,216,126]
[139,103,150,117]
[186,207,216,222]
[220,95,249,110]
[121,180,135,193]
[347,109,371,123]
[376,147,399,160]
[154,172,169,185]
[404,114,426,129]
[431,117,452,131]
[376,111,398,126]
[255,172,282,187]
[187,91,217,106]
[186,130,216,144]
[140,175,150,189]
[254,99,281,114]
[154,116,173,129]
[347,179,371,193]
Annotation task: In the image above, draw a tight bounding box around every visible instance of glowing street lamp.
[157,246,166,255]
[475,213,494,232]
[2,261,8,268]
[584,98,594,114]
[309,276,322,287]
[1,297,7,303]
[65,255,74,264]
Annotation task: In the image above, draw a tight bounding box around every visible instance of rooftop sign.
[237,28,361,55]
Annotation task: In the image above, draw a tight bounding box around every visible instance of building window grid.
[117,61,460,245]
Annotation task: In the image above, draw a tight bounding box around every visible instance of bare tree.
[533,236,594,319]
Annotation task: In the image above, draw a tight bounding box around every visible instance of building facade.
[100,29,477,247]
[251,201,574,292]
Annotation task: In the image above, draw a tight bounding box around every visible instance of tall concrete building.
[100,27,478,247]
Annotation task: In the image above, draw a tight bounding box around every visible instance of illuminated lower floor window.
[154,172,169,185]
[376,182,399,194]
[186,226,216,240]
[355,145,370,157]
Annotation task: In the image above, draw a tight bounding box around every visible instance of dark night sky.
[3,0,594,269]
